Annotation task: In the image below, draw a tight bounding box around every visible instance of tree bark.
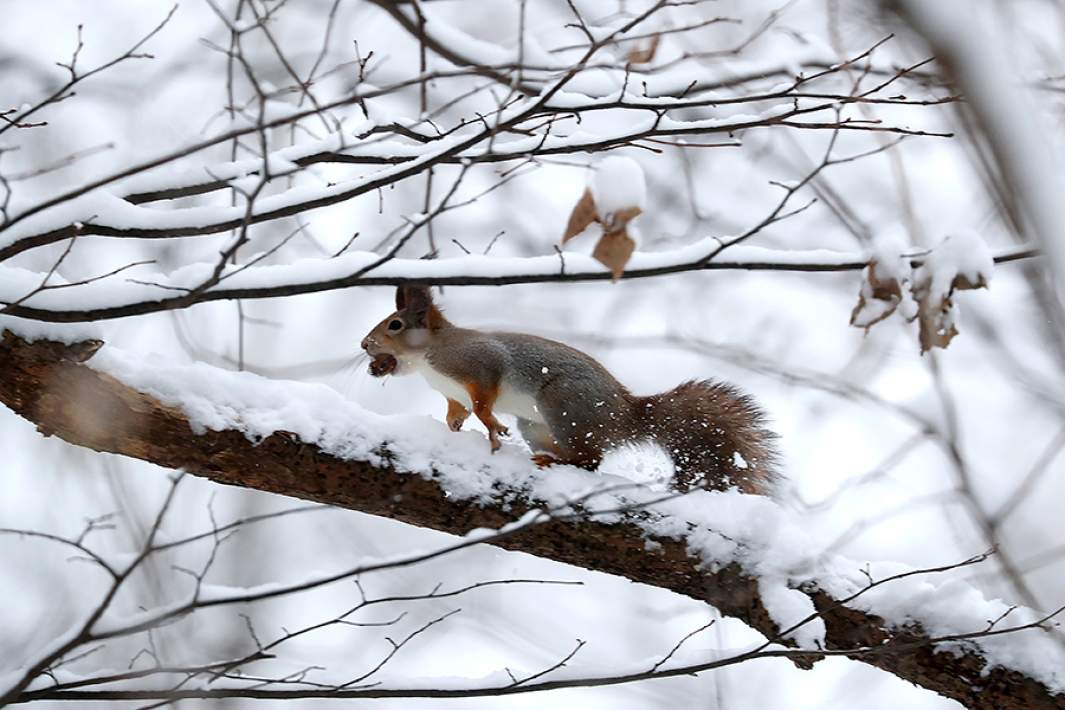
[1,330,1062,709]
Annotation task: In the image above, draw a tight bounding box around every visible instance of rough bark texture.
[1,330,1062,710]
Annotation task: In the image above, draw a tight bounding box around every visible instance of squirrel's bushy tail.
[633,380,779,495]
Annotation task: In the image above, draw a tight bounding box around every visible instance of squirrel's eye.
[387,319,404,332]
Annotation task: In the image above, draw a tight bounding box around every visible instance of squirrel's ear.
[399,285,434,326]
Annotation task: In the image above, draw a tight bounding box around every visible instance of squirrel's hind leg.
[516,418,557,453]
[517,421,600,472]
[528,416,602,470]
[464,382,509,452]
[517,418,567,469]
[535,387,607,471]
[517,418,603,471]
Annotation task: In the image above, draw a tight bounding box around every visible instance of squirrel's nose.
[360,336,372,351]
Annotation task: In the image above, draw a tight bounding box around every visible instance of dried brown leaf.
[562,188,599,243]
[850,262,903,331]
[952,272,989,291]
[627,34,661,64]
[913,272,988,353]
[593,228,636,281]
[916,293,957,353]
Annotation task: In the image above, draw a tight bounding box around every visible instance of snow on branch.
[0,240,1037,323]
[0,98,945,264]
[0,31,951,265]
[0,326,1063,708]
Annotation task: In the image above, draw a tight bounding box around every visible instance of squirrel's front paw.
[445,399,470,432]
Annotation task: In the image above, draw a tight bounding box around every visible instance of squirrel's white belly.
[408,356,545,424]
[417,363,470,406]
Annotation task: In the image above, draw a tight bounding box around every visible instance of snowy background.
[2,0,1064,707]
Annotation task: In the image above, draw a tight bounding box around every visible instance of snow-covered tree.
[2,1,1064,708]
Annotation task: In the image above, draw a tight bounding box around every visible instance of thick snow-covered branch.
[0,327,1062,709]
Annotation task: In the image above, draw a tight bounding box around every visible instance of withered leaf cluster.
[561,188,642,280]
[850,240,991,353]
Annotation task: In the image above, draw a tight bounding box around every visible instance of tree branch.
[0,243,1038,324]
[0,330,1062,709]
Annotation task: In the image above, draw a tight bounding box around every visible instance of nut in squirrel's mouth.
[368,353,398,377]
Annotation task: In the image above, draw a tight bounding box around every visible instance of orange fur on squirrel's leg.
[445,398,470,432]
[532,448,602,471]
[465,382,508,452]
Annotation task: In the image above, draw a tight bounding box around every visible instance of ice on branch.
[850,230,993,353]
[561,156,647,280]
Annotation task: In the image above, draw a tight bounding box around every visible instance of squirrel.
[361,286,779,495]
